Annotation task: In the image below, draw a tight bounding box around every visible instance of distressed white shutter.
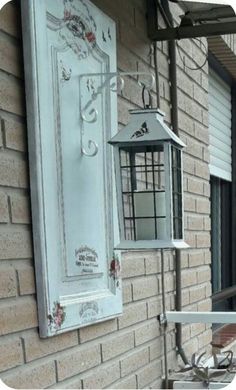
[209,69,232,181]
[21,0,122,337]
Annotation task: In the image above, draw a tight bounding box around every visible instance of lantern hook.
[142,85,153,109]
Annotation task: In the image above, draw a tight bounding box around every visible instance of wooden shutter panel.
[209,69,232,182]
[21,0,122,337]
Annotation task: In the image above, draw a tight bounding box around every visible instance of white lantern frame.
[109,108,189,250]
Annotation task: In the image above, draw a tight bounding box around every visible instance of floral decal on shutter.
[48,302,66,330]
[109,254,121,287]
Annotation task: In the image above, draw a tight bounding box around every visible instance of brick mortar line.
[0,223,32,232]
[0,355,57,381]
[117,45,169,78]
[0,68,24,85]
[185,210,210,216]
[0,186,30,195]
[24,334,152,367]
[177,107,209,127]
[184,173,210,183]
[0,27,21,43]
[178,88,209,109]
[0,145,28,159]
[20,336,27,364]
[0,109,26,123]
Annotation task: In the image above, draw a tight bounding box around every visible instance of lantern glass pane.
[171,146,183,239]
[119,145,167,241]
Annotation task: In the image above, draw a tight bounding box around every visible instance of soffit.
[208,35,236,79]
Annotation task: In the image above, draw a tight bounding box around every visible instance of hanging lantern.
[109,108,189,250]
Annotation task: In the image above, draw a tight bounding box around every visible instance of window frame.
[209,53,236,310]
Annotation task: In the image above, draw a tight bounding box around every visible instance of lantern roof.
[109,108,186,148]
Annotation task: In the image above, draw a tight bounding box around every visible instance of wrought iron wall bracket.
[79,71,155,157]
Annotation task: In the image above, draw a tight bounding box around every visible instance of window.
[211,176,232,312]
[209,60,236,317]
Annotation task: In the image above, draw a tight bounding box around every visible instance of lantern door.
[116,143,172,249]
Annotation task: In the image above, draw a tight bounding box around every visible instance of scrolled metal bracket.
[79,71,155,157]
[81,139,98,157]
[159,313,167,326]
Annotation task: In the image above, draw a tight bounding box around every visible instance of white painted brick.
[3,118,26,152]
[136,360,162,388]
[102,330,134,361]
[50,377,82,389]
[23,330,78,362]
[0,72,25,116]
[0,33,23,77]
[184,231,196,248]
[182,269,197,288]
[121,253,145,278]
[0,266,17,298]
[147,297,162,318]
[189,285,206,303]
[197,298,212,312]
[194,122,209,145]
[0,191,9,222]
[134,319,159,346]
[2,361,56,389]
[118,302,147,329]
[189,251,204,267]
[188,215,204,231]
[196,232,211,248]
[122,281,132,303]
[145,254,161,275]
[56,344,101,381]
[79,319,117,343]
[198,329,212,350]
[204,250,211,264]
[0,154,28,188]
[197,266,211,283]
[0,2,21,37]
[0,336,23,371]
[82,361,120,389]
[17,265,35,295]
[112,374,137,389]
[158,273,175,293]
[187,177,204,195]
[149,338,163,361]
[204,216,211,231]
[132,275,158,300]
[0,230,32,260]
[120,347,149,377]
[0,298,38,336]
[195,161,210,180]
[10,194,31,224]
[190,323,205,338]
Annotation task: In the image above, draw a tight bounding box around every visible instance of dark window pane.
[135,218,155,240]
[123,194,133,219]
[156,217,167,239]
[171,145,182,239]
[133,192,154,218]
[124,218,135,240]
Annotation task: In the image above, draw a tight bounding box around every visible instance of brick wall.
[0,0,217,388]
